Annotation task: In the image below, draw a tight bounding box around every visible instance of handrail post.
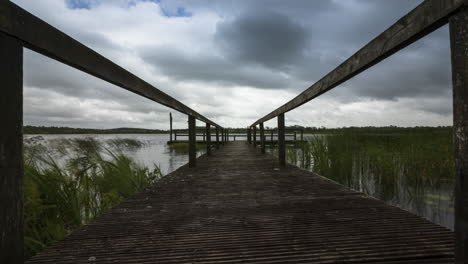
[260,123,265,154]
[450,8,468,263]
[278,113,286,167]
[206,123,211,156]
[301,129,304,142]
[0,32,23,264]
[169,112,173,142]
[174,130,177,141]
[216,127,220,149]
[271,130,273,142]
[253,126,257,147]
[247,127,251,144]
[188,115,196,167]
[221,129,224,145]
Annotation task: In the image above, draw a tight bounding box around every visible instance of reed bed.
[23,137,162,259]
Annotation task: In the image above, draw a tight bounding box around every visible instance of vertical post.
[247,127,251,144]
[188,116,196,168]
[216,127,220,149]
[227,130,229,142]
[174,131,177,141]
[169,112,173,142]
[0,32,23,264]
[206,123,211,156]
[202,130,205,142]
[294,131,297,142]
[253,126,257,147]
[450,8,468,263]
[260,123,265,154]
[271,130,273,142]
[278,113,286,167]
[301,129,304,142]
[221,129,224,144]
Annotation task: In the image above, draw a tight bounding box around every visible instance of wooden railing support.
[0,32,23,264]
[188,115,196,167]
[206,123,211,156]
[260,123,265,154]
[301,129,304,142]
[174,131,177,141]
[216,127,220,149]
[278,113,286,167]
[247,127,251,144]
[253,126,257,147]
[450,7,468,263]
[169,112,173,142]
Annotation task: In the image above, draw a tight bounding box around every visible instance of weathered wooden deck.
[27,142,454,264]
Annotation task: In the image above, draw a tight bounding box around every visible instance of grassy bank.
[24,138,162,259]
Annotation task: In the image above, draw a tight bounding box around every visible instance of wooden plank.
[0,32,23,264]
[206,123,211,156]
[188,116,196,168]
[169,113,173,142]
[0,1,221,128]
[26,142,455,264]
[216,127,220,150]
[253,126,257,147]
[260,123,265,154]
[450,6,468,263]
[252,0,467,126]
[278,114,286,167]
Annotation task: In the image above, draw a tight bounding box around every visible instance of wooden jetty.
[1,0,468,263]
[26,142,454,263]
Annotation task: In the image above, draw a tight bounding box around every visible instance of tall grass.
[24,137,162,259]
[281,128,454,228]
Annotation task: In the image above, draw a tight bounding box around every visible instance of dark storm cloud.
[215,11,309,69]
[141,47,296,89]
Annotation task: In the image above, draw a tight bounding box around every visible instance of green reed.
[281,128,455,228]
[24,137,162,259]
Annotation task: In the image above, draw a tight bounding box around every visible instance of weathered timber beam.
[0,1,221,128]
[0,32,23,264]
[277,114,286,167]
[188,116,196,167]
[450,6,468,263]
[252,0,467,126]
[260,123,265,154]
[206,123,211,156]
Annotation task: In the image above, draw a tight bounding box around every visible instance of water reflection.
[266,133,454,230]
[24,134,205,175]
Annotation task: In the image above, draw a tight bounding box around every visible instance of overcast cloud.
[13,0,453,129]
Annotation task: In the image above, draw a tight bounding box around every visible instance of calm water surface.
[24,134,204,175]
[25,133,454,230]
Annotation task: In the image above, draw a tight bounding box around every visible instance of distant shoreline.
[24,125,453,135]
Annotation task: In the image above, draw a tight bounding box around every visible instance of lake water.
[25,133,454,230]
[24,134,203,175]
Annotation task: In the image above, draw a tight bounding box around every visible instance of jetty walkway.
[1,0,467,262]
[27,142,454,263]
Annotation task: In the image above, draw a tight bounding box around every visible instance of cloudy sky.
[14,0,453,129]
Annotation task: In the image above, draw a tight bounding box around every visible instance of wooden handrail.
[0,1,222,128]
[251,0,466,126]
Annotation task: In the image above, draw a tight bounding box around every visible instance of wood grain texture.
[0,1,221,128]
[450,6,468,263]
[26,142,454,263]
[252,0,466,126]
[0,32,23,264]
